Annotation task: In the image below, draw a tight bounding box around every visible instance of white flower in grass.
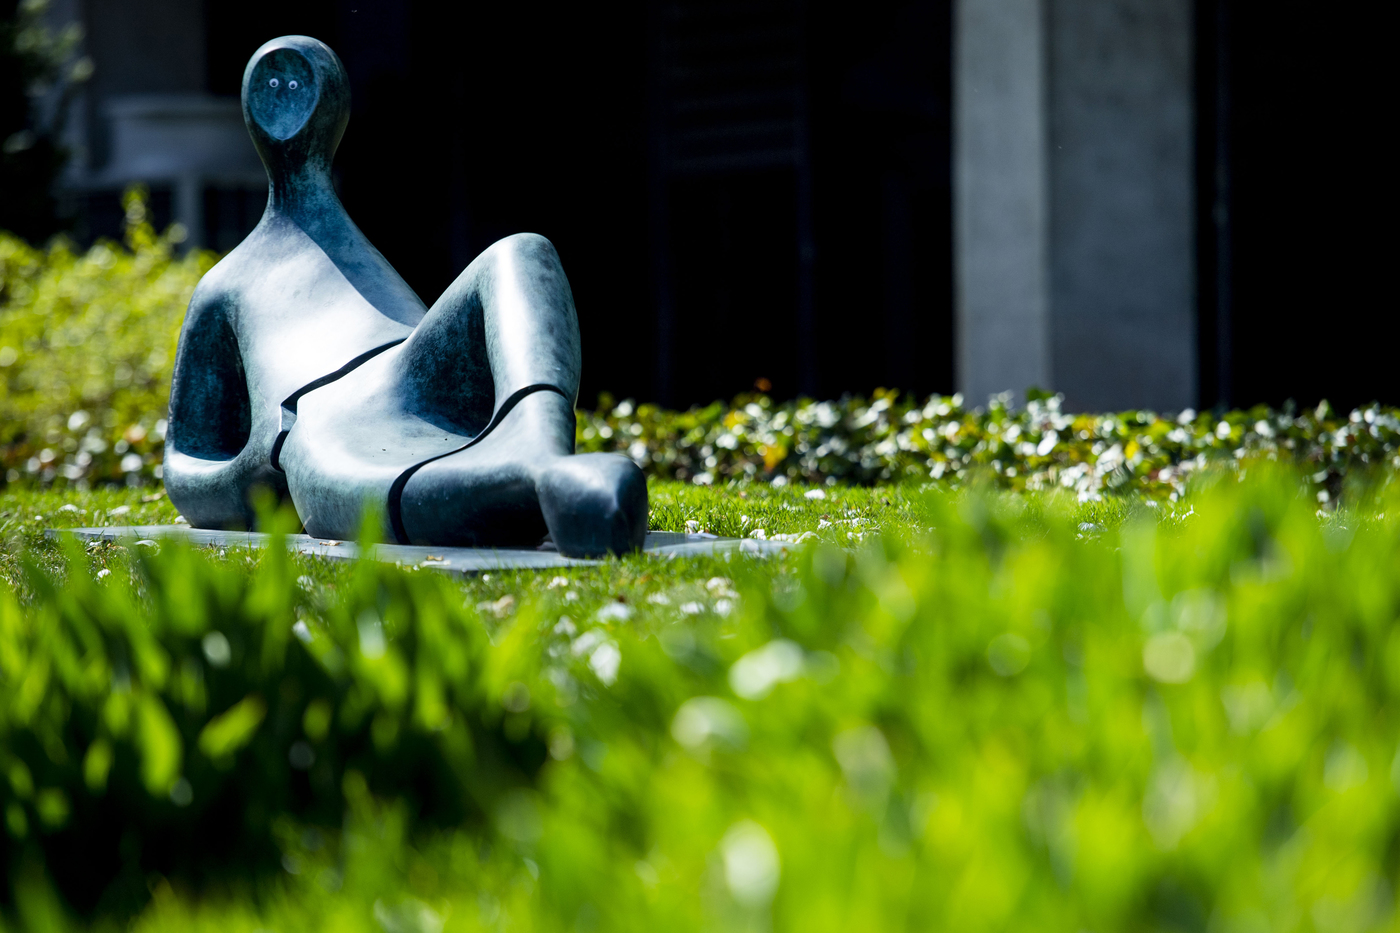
[202,631,232,666]
[706,577,737,598]
[357,613,386,659]
[721,821,780,906]
[832,725,895,809]
[729,640,804,700]
[571,630,607,656]
[571,629,621,685]
[588,641,621,685]
[596,602,633,622]
[671,697,747,751]
[477,595,516,618]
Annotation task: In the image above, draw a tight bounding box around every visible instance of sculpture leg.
[395,233,581,434]
[392,234,647,556]
[283,234,572,538]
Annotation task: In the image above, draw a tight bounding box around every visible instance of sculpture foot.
[538,453,648,558]
[396,389,647,556]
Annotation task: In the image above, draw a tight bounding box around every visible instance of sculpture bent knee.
[164,35,646,558]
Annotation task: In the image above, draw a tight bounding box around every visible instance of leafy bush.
[0,189,214,489]
[579,391,1400,503]
[3,468,1398,930]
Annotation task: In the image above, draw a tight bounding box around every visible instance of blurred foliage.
[0,188,215,489]
[1,466,1398,930]
[579,391,1400,505]
[1,0,92,241]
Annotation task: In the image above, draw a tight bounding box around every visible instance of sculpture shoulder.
[181,235,270,319]
[195,212,424,329]
[182,220,290,306]
[179,265,236,335]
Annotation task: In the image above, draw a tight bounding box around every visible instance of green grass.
[6,168,1399,933]
[2,468,1396,932]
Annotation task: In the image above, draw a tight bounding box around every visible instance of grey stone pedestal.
[61,526,793,573]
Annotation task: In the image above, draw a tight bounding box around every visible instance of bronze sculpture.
[165,36,647,558]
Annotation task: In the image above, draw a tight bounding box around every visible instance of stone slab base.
[59,526,792,572]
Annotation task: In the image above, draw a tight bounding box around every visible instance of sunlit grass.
[2,468,1397,931]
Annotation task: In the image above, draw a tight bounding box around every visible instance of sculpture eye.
[288,80,299,90]
[268,78,279,88]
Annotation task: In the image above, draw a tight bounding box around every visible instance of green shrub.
[578,391,1400,503]
[0,189,215,489]
[2,467,1397,930]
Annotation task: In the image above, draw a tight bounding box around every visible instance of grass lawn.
[8,187,1400,931]
[0,471,1396,932]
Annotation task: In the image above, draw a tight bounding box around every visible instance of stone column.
[954,0,1051,407]
[1047,0,1195,412]
[954,0,1196,412]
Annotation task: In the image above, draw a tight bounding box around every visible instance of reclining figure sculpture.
[164,36,648,558]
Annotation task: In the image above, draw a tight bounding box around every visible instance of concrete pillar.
[1048,0,1195,411]
[954,0,1196,412]
[954,0,1051,406]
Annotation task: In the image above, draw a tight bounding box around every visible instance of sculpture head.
[242,36,349,180]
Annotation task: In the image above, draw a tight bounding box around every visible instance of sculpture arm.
[164,285,283,528]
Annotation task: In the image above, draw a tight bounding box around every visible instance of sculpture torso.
[196,212,424,419]
[164,36,424,527]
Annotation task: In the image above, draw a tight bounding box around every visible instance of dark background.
[202,0,954,410]
[1195,1,1393,413]
[4,0,1394,411]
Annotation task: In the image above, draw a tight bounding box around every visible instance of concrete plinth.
[59,527,793,573]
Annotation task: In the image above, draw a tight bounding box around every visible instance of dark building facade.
[31,0,1398,412]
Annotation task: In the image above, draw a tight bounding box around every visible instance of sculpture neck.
[266,161,345,232]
